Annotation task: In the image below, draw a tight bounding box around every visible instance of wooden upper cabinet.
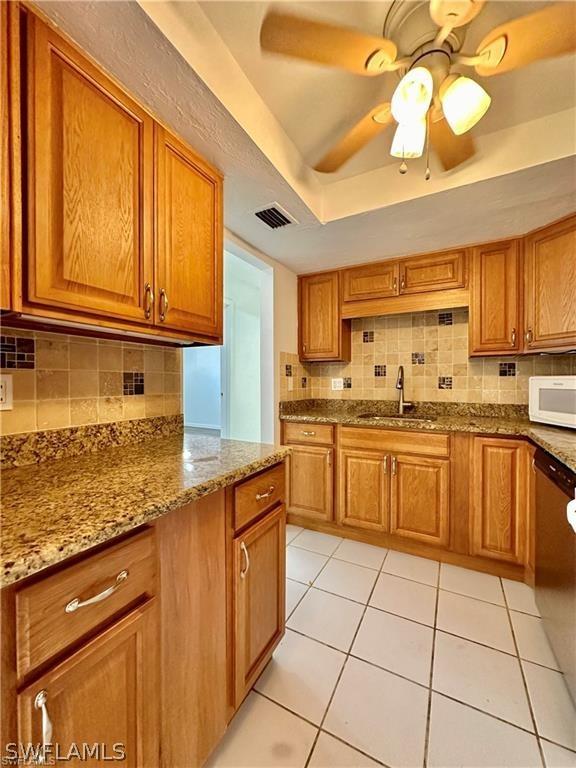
[524,215,576,352]
[233,506,285,707]
[287,445,333,522]
[342,261,399,302]
[469,240,522,355]
[389,454,450,547]
[470,437,529,565]
[155,126,222,339]
[17,603,158,768]
[398,249,467,295]
[26,16,154,323]
[299,272,350,361]
[338,449,388,532]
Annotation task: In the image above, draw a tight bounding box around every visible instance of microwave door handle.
[568,499,576,534]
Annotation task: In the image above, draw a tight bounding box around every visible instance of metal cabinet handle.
[393,277,398,292]
[511,327,516,346]
[159,288,169,322]
[255,485,275,501]
[65,570,129,614]
[240,542,250,579]
[327,451,332,467]
[144,282,154,320]
[400,278,406,291]
[34,690,52,765]
[383,455,388,474]
[525,328,533,344]
[391,456,397,476]
[301,430,316,437]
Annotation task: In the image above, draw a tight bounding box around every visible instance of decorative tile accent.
[123,371,145,396]
[438,312,453,326]
[374,365,387,378]
[363,331,375,343]
[438,376,453,390]
[302,377,307,389]
[0,336,36,369]
[499,363,517,377]
[285,364,293,377]
[412,352,425,365]
[343,377,352,389]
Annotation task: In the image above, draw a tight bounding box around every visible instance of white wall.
[225,229,298,444]
[225,252,262,443]
[183,345,221,430]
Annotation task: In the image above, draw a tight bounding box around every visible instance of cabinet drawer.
[340,427,450,457]
[16,529,156,678]
[283,422,335,446]
[234,463,285,532]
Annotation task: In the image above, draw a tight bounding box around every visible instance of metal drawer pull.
[65,570,129,614]
[301,430,316,437]
[34,690,52,765]
[391,456,397,476]
[159,288,169,322]
[255,485,275,501]
[240,542,250,579]
[144,282,154,320]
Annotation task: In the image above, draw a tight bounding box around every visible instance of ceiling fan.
[260,0,576,175]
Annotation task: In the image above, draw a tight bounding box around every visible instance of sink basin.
[356,413,437,423]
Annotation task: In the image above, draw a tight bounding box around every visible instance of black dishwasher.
[534,448,576,703]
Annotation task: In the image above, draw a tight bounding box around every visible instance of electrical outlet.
[0,374,13,410]
[331,378,344,391]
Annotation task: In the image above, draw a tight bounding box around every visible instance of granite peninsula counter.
[1,433,289,586]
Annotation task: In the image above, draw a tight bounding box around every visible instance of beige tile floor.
[207,526,576,768]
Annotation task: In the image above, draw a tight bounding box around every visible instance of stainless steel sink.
[356,413,437,423]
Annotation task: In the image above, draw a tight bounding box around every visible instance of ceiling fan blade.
[260,10,397,76]
[430,116,475,171]
[314,104,393,173]
[475,3,576,77]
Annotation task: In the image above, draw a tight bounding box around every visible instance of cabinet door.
[26,16,154,323]
[399,250,467,295]
[524,215,576,351]
[470,240,522,355]
[338,449,389,532]
[342,262,399,302]
[299,272,344,360]
[17,603,158,768]
[389,454,450,547]
[471,437,529,565]
[155,126,223,339]
[287,445,333,521]
[234,505,285,707]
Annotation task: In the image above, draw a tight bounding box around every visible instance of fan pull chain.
[425,110,431,181]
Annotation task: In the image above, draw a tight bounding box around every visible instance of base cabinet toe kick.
[283,421,536,581]
[0,460,287,768]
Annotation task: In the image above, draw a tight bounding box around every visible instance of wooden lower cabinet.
[470,437,530,565]
[233,505,285,707]
[287,445,333,521]
[338,449,388,532]
[389,454,450,547]
[17,602,158,767]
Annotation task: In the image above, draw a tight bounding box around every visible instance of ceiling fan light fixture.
[390,120,426,159]
[391,66,434,123]
[440,74,491,135]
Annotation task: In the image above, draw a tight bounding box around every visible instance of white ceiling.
[198,1,576,182]
[37,1,576,273]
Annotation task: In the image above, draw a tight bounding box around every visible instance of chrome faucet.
[395,366,413,416]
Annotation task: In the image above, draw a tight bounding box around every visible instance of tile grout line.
[500,577,548,768]
[303,546,392,768]
[422,561,441,768]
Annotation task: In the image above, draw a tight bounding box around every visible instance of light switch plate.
[0,374,13,410]
[331,378,344,391]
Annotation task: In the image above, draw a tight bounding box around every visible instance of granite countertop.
[280,402,576,473]
[1,434,289,587]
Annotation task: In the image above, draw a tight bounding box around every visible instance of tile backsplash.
[280,309,576,404]
[0,328,182,435]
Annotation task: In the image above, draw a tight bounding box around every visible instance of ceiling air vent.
[253,203,297,230]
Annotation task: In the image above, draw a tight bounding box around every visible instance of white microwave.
[529,376,576,429]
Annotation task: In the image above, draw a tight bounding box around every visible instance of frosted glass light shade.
[391,67,434,123]
[440,75,491,135]
[390,120,426,159]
